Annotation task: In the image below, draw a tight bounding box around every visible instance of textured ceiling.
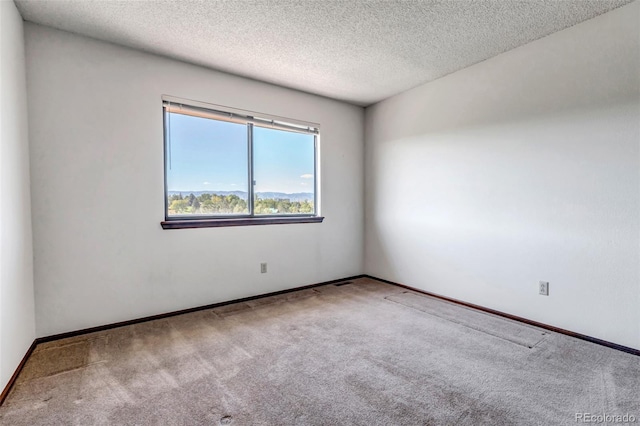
[15,0,634,106]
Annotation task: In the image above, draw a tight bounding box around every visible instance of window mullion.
[314,134,318,217]
[248,123,255,217]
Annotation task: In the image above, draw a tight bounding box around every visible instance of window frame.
[160,96,323,229]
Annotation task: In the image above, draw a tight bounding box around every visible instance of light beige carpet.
[1,278,638,425]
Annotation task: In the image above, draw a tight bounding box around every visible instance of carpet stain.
[386,291,547,348]
[19,340,90,380]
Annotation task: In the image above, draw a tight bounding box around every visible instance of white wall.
[0,0,36,390]
[365,2,640,350]
[25,24,364,337]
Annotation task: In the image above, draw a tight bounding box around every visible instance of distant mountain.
[168,190,247,198]
[168,190,313,202]
[256,192,314,202]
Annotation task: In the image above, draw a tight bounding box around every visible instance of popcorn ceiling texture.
[14,0,634,106]
[16,0,630,105]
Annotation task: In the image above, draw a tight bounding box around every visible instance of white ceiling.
[15,0,634,106]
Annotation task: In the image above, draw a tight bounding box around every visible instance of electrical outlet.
[260,263,267,274]
[539,281,549,296]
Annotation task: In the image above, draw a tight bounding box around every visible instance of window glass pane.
[253,126,315,215]
[166,112,249,216]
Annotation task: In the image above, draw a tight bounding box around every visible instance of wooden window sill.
[161,216,324,229]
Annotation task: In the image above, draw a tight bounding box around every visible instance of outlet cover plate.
[539,281,549,296]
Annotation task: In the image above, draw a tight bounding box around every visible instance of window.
[161,96,322,229]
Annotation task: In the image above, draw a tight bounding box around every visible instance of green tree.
[201,199,215,213]
[169,199,189,213]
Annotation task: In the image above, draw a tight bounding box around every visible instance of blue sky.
[167,113,315,194]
